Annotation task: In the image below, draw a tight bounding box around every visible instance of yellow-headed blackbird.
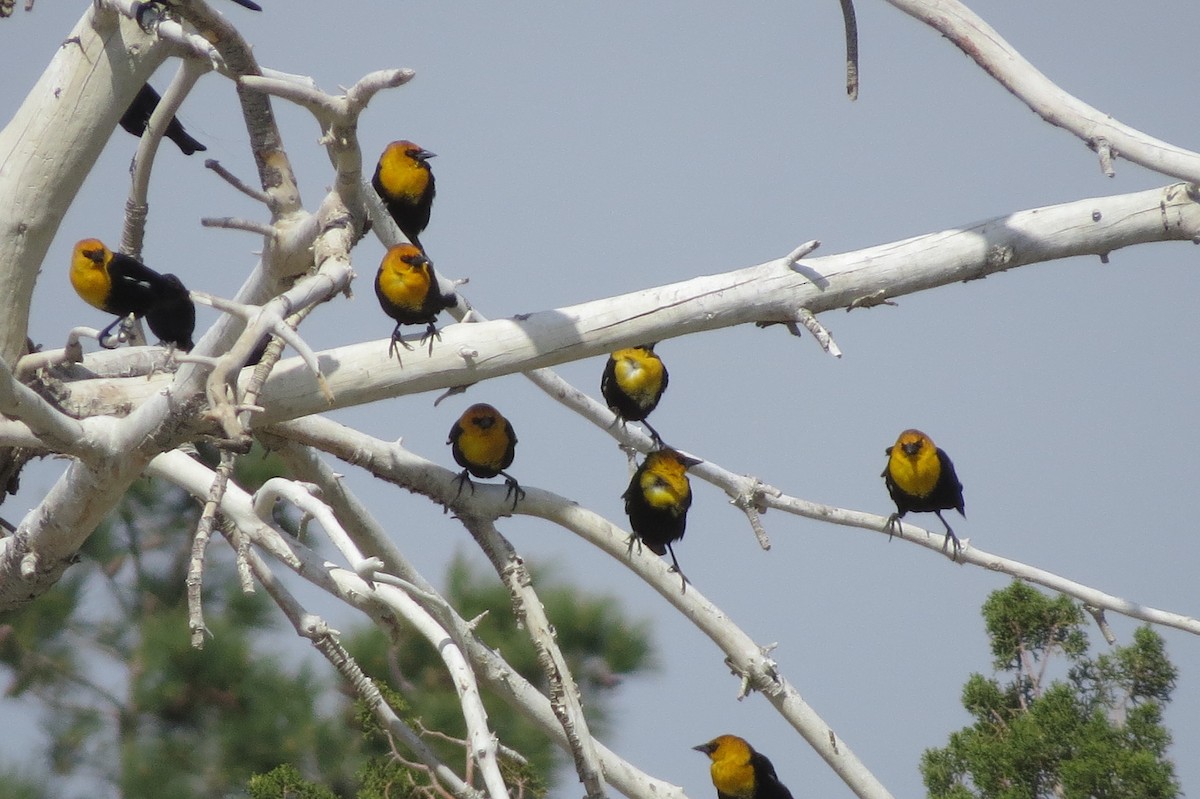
[448,403,524,508]
[375,243,456,359]
[118,84,207,156]
[70,238,196,351]
[601,343,668,444]
[372,140,436,250]
[623,448,701,584]
[693,735,795,799]
[882,428,965,557]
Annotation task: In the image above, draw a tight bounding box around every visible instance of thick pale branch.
[59,184,1200,423]
[0,3,167,361]
[884,0,1200,183]
[0,356,85,453]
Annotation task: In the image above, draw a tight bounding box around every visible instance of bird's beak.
[692,742,716,755]
[86,250,105,264]
[419,148,437,160]
[902,443,921,456]
[679,453,703,468]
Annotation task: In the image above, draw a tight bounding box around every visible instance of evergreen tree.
[922,581,1180,799]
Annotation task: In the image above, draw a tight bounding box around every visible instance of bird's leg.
[499,471,526,511]
[625,534,642,557]
[97,315,139,349]
[885,512,903,542]
[640,419,667,449]
[935,511,962,561]
[665,542,690,593]
[419,322,443,356]
[388,323,416,362]
[452,470,475,502]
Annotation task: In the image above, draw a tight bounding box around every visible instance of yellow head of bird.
[380,244,432,282]
[693,735,757,798]
[376,140,436,197]
[70,238,115,310]
[892,428,934,460]
[72,238,111,271]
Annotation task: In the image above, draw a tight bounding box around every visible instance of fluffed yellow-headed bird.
[882,428,966,557]
[693,734,795,799]
[372,140,436,251]
[70,238,196,350]
[623,448,701,587]
[601,343,668,444]
[448,403,523,509]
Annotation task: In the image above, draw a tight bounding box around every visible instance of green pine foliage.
[922,581,1180,799]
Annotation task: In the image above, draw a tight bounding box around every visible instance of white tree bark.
[2,2,1199,798]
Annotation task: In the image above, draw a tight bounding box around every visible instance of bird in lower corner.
[372,139,436,251]
[118,83,207,156]
[375,243,457,360]
[693,735,795,799]
[448,403,524,509]
[70,238,196,351]
[882,428,966,558]
[601,343,669,445]
[622,448,701,589]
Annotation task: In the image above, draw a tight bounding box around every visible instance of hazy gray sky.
[3,2,1199,797]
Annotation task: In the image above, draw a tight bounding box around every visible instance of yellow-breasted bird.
[882,428,965,558]
[372,140,436,251]
[623,448,701,586]
[70,238,196,350]
[118,84,207,156]
[448,403,524,509]
[601,343,669,445]
[375,243,457,360]
[693,735,795,799]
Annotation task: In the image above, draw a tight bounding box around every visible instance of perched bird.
[882,428,965,557]
[601,343,668,444]
[693,735,795,799]
[448,403,523,508]
[623,448,701,586]
[118,84,207,156]
[70,238,196,350]
[375,243,457,360]
[372,140,436,250]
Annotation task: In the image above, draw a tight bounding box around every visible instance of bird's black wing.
[750,751,795,799]
[935,447,965,515]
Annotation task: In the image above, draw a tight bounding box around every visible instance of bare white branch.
[58,184,1200,425]
[885,0,1200,183]
[269,415,894,799]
